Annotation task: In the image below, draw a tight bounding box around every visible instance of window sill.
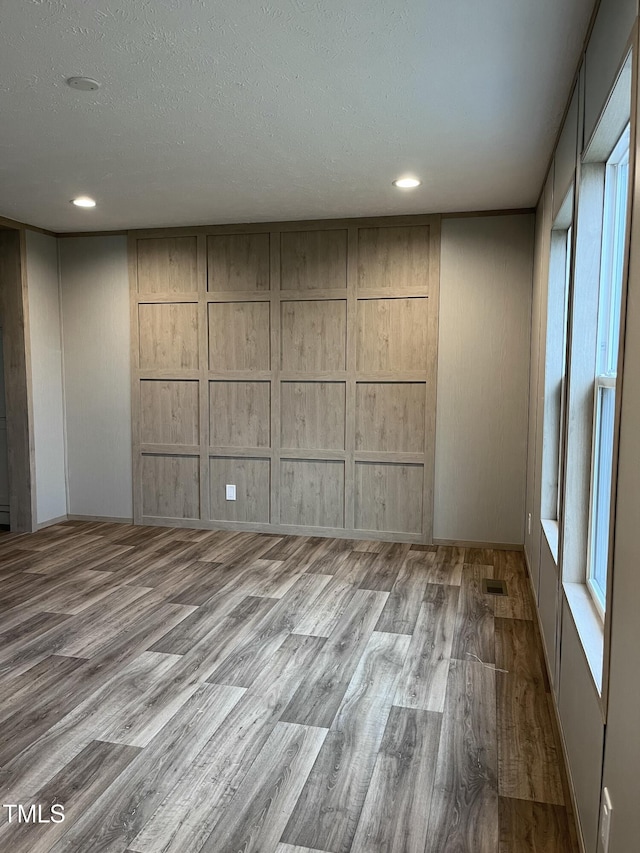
[541,518,559,565]
[563,581,604,695]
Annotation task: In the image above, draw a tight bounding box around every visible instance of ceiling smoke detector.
[66,77,101,92]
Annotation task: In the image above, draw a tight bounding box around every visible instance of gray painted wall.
[25,230,67,524]
[601,19,640,845]
[558,602,606,853]
[523,2,640,851]
[435,214,533,545]
[58,236,132,519]
[554,84,579,219]
[584,0,637,146]
[525,173,553,591]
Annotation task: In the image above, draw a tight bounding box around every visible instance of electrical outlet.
[225,484,236,501]
[528,513,532,536]
[600,787,612,853]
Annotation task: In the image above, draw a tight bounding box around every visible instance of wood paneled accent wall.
[130,215,440,542]
[0,228,36,532]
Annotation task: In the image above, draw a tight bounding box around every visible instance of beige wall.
[25,230,67,525]
[58,236,132,520]
[434,214,534,545]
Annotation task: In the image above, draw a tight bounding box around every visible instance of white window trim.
[556,226,572,523]
[585,124,630,619]
[586,376,616,620]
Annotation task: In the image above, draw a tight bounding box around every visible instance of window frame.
[585,124,631,619]
[541,189,574,548]
[556,224,572,524]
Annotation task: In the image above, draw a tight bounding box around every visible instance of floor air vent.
[482,578,508,596]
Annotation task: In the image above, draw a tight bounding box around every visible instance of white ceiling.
[0,0,593,232]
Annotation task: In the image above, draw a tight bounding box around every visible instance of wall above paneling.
[130,215,440,542]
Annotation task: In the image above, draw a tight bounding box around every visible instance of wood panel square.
[281,230,348,290]
[207,233,270,292]
[355,462,423,533]
[136,237,198,293]
[138,303,199,370]
[281,382,345,450]
[358,225,430,290]
[280,459,345,528]
[140,380,199,445]
[356,383,426,452]
[356,297,428,372]
[210,457,270,522]
[281,300,346,372]
[208,302,271,371]
[142,454,200,519]
[210,382,270,448]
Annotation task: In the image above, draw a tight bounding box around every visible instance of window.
[586,124,630,617]
[541,190,573,548]
[556,224,572,522]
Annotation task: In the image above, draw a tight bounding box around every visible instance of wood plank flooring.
[0,521,578,853]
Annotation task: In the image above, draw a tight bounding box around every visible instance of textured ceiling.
[0,0,593,232]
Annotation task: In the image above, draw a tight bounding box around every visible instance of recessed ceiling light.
[393,177,421,188]
[71,196,96,208]
[66,76,101,92]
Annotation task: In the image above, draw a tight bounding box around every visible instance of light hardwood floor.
[0,521,578,853]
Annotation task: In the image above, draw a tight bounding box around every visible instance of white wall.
[25,230,67,525]
[434,214,533,545]
[58,236,132,519]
